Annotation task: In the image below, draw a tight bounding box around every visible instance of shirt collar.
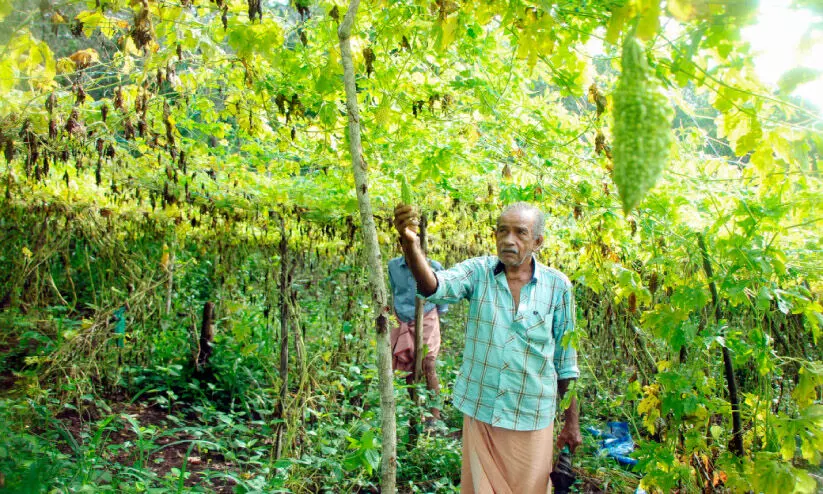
[493,254,539,283]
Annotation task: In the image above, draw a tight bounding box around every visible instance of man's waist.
[395,305,439,322]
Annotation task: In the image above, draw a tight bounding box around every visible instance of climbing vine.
[1,0,822,492]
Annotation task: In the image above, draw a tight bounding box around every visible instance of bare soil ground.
[55,402,238,493]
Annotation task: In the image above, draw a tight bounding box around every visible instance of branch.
[337,0,360,40]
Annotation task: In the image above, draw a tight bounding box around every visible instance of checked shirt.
[425,255,578,431]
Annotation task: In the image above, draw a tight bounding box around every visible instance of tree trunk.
[165,249,175,315]
[697,233,744,457]
[291,290,308,454]
[276,215,290,459]
[338,2,396,490]
[197,301,215,369]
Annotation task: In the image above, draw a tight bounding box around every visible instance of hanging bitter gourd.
[400,176,413,205]
[612,35,674,214]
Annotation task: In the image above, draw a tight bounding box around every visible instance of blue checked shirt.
[424,255,578,431]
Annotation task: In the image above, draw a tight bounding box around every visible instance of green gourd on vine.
[400,176,413,206]
[612,33,674,214]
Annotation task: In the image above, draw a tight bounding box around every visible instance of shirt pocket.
[523,310,553,345]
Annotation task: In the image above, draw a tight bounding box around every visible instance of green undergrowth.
[0,295,647,494]
[0,217,819,493]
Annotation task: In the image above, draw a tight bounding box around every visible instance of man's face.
[495,210,544,268]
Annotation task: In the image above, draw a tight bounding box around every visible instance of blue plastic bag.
[586,421,638,466]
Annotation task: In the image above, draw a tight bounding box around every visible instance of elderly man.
[394,201,581,493]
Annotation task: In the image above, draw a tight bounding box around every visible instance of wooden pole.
[197,301,215,369]
[697,233,744,457]
[276,215,289,459]
[413,214,428,383]
[165,248,175,315]
[338,2,396,490]
[409,214,427,443]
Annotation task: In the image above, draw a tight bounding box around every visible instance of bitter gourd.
[612,35,674,214]
[400,176,413,205]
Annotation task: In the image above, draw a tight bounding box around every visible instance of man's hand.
[556,419,582,453]
[393,204,438,296]
[394,204,419,246]
[556,379,582,453]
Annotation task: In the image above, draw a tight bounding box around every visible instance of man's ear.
[534,234,545,250]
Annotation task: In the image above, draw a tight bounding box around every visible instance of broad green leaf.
[637,1,661,41]
[438,15,458,51]
[793,471,818,494]
[792,364,823,407]
[777,67,821,94]
[0,0,12,22]
[0,59,14,93]
[605,6,630,45]
[667,0,696,21]
[75,11,114,38]
[227,19,283,58]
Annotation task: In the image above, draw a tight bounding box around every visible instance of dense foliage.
[1,0,821,492]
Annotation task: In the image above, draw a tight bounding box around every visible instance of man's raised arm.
[393,204,438,296]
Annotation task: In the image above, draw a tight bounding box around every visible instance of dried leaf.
[68,48,99,69]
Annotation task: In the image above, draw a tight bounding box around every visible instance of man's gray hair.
[499,202,545,239]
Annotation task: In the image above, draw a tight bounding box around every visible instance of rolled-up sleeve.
[421,257,480,305]
[430,260,449,314]
[553,281,579,380]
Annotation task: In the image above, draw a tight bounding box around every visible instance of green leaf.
[792,364,823,407]
[605,6,630,45]
[0,59,14,93]
[637,1,661,41]
[793,470,819,494]
[777,67,821,94]
[76,11,116,38]
[667,0,696,21]
[0,1,11,21]
[437,15,458,51]
[227,19,283,58]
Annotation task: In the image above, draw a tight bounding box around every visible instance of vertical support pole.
[276,215,290,459]
[697,233,744,457]
[338,2,396,489]
[413,214,428,382]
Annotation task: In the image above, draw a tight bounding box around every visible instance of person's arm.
[394,204,437,296]
[431,260,449,315]
[554,280,582,453]
[556,379,582,453]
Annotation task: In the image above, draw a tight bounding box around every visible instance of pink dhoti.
[461,415,554,494]
[391,309,441,373]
